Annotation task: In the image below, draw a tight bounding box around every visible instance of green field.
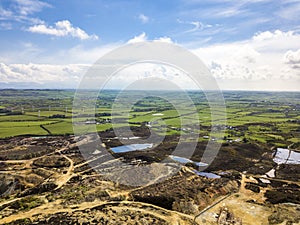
[0,89,299,148]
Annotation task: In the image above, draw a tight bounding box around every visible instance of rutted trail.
[0,200,194,225]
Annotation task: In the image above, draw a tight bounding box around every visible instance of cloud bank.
[0,62,88,88]
[0,30,299,91]
[193,30,300,91]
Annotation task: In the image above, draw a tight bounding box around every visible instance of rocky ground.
[0,133,299,225]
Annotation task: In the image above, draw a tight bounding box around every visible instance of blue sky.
[0,0,300,90]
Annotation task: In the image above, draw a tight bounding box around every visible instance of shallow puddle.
[111,143,153,153]
[273,148,300,165]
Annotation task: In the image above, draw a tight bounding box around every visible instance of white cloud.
[127,32,147,44]
[0,62,88,87]
[138,14,149,23]
[0,61,196,90]
[177,19,214,33]
[0,0,49,26]
[154,37,173,43]
[253,30,295,41]
[14,0,51,15]
[192,30,300,91]
[28,20,99,40]
[102,62,197,90]
[1,29,299,91]
[188,21,202,32]
[127,33,174,44]
[284,49,300,65]
[181,21,203,33]
[249,30,300,53]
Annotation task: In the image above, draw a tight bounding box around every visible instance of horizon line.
[0,88,299,93]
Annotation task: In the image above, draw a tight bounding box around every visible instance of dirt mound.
[131,169,239,214]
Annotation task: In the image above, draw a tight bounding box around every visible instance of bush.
[10,196,44,211]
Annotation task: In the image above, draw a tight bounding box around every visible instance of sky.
[0,0,300,91]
